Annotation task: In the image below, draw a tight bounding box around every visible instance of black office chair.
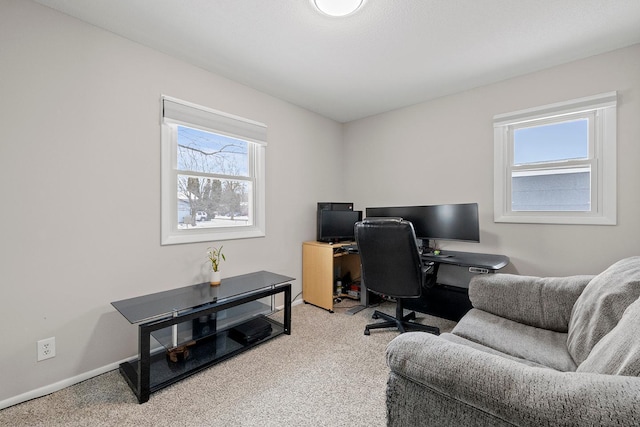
[355,218,440,336]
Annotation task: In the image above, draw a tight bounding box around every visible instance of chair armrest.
[387,333,640,426]
[468,273,594,332]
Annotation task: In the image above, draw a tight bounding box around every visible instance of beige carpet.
[0,301,455,427]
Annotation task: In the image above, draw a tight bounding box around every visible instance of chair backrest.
[355,218,423,299]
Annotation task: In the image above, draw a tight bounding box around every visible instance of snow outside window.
[161,96,266,244]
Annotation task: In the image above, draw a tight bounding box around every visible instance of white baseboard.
[277,298,304,310]
[1,301,303,410]
[0,356,135,410]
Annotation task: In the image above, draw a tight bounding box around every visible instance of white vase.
[210,270,221,286]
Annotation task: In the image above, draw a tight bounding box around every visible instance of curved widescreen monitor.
[365,203,479,243]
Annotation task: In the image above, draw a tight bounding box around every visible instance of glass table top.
[111,270,294,324]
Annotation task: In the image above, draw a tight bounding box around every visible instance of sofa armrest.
[469,273,594,332]
[387,333,640,426]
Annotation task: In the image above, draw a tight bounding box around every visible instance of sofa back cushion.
[567,256,640,365]
[576,297,640,376]
[469,274,592,332]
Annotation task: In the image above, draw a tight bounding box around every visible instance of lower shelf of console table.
[119,316,285,402]
[112,271,293,403]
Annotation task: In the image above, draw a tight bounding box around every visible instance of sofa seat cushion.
[577,297,640,376]
[452,308,577,372]
[568,256,640,365]
[386,332,640,427]
[439,332,552,369]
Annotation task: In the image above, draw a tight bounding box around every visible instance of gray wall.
[0,0,344,405]
[2,0,640,408]
[344,43,640,277]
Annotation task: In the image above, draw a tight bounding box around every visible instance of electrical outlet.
[37,337,56,361]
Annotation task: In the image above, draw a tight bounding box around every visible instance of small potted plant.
[207,246,226,286]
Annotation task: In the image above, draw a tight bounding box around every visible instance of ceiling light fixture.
[313,0,364,17]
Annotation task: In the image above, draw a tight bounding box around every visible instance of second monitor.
[365,203,479,250]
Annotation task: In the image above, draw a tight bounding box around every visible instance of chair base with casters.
[364,298,440,335]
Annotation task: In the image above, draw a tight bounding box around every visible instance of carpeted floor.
[0,301,455,427]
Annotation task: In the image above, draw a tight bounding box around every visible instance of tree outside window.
[161,96,266,245]
[176,126,251,228]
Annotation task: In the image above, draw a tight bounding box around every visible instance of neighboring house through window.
[161,96,266,245]
[493,92,617,225]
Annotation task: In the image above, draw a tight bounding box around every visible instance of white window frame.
[161,96,266,245]
[494,91,617,225]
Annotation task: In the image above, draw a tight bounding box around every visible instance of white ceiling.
[34,0,640,123]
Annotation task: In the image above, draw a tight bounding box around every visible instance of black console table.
[111,271,293,403]
[408,250,509,321]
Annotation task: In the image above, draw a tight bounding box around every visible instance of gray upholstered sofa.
[386,256,640,426]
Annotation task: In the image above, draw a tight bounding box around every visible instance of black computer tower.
[317,202,353,212]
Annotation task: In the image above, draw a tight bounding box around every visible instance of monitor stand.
[346,305,366,315]
[346,280,372,315]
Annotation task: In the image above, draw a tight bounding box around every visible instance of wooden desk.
[302,242,509,320]
[302,241,361,312]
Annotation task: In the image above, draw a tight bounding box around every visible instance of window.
[494,92,617,225]
[161,96,266,245]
